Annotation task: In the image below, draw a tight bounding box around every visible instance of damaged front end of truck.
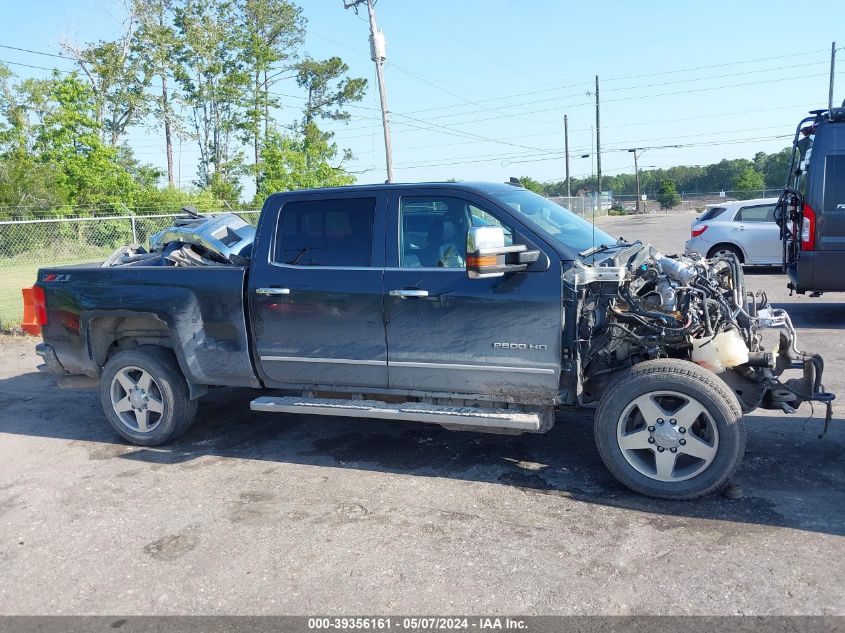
[569,243,835,432]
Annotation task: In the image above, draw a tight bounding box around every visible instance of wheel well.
[706,242,745,262]
[89,315,172,370]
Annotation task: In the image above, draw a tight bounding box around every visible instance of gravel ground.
[0,210,843,615]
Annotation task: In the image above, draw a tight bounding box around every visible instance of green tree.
[0,64,27,157]
[134,0,183,187]
[240,0,305,185]
[255,123,354,200]
[517,176,544,194]
[296,56,367,128]
[733,166,765,200]
[33,74,138,207]
[174,0,251,197]
[754,147,791,189]
[656,178,681,210]
[62,14,152,147]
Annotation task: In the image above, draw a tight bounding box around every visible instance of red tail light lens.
[21,286,47,336]
[801,203,816,251]
[32,286,48,325]
[691,225,708,238]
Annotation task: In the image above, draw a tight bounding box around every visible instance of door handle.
[736,225,746,231]
[389,289,429,298]
[256,287,291,296]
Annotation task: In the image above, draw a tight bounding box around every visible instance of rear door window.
[823,154,845,213]
[699,206,727,221]
[735,204,775,222]
[274,197,376,267]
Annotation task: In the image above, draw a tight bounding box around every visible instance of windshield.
[488,188,616,254]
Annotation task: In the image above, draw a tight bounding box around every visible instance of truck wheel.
[100,346,198,446]
[593,359,745,500]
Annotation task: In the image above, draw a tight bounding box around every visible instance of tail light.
[801,203,816,251]
[32,286,48,325]
[21,286,48,336]
[691,225,708,238]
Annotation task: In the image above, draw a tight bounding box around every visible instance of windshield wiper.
[579,244,611,258]
[579,238,632,259]
[578,237,635,259]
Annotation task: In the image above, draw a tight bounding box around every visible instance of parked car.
[684,198,780,265]
[26,182,833,500]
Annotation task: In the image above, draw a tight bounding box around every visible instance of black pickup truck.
[30,182,834,499]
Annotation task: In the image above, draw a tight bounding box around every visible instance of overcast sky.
[2,0,844,200]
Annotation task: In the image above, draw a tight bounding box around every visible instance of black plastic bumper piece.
[35,343,69,375]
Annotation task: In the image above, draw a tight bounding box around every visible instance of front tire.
[594,359,745,499]
[100,346,198,446]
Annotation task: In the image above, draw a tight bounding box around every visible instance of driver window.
[399,197,513,268]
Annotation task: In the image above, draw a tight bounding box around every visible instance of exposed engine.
[567,244,833,429]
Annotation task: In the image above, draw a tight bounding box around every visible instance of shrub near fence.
[0,210,260,331]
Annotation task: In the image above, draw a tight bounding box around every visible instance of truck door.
[383,190,562,401]
[249,193,388,389]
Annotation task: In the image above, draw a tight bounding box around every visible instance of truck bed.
[36,264,260,389]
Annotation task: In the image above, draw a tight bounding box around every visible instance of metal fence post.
[120,203,138,244]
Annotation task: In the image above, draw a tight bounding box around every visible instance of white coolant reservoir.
[690,330,749,374]
[691,337,724,374]
[713,329,750,368]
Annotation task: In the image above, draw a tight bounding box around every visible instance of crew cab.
[30,182,834,500]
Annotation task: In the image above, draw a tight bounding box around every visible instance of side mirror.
[466,226,540,279]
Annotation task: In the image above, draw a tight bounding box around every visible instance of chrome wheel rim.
[110,366,165,433]
[616,390,719,483]
[712,248,737,259]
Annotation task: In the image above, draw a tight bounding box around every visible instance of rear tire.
[100,346,198,446]
[594,359,745,500]
[707,244,744,263]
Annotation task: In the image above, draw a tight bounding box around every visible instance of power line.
[0,43,76,61]
[391,0,545,83]
[0,41,831,179]
[387,110,549,152]
[346,132,795,174]
[2,42,835,143]
[603,60,830,93]
[603,47,830,81]
[339,48,831,120]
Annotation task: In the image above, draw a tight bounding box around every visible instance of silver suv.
[684,198,780,265]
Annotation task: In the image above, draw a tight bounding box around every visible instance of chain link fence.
[549,195,611,218]
[0,210,260,331]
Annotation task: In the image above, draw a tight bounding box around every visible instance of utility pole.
[564,115,571,198]
[829,41,837,114]
[595,75,602,206]
[345,0,394,182]
[628,148,643,214]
